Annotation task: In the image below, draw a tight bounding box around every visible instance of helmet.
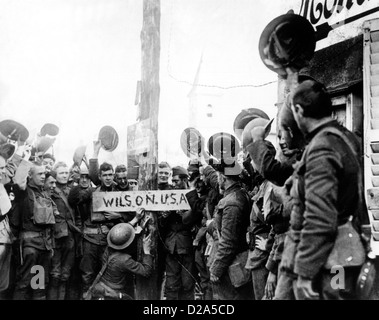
[207,132,241,160]
[211,157,242,176]
[107,223,135,250]
[233,108,269,141]
[259,12,316,77]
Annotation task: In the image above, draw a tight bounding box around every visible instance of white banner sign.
[92,190,191,212]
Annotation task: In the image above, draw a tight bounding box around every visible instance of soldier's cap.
[46,170,57,180]
[186,160,200,182]
[42,153,55,162]
[259,12,316,77]
[0,119,29,142]
[172,166,188,178]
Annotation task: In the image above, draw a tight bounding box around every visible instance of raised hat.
[34,136,56,154]
[0,143,16,161]
[180,127,205,158]
[99,125,119,152]
[0,119,29,142]
[40,123,59,137]
[233,108,270,140]
[73,145,87,167]
[259,12,316,77]
[207,132,241,160]
[241,117,273,147]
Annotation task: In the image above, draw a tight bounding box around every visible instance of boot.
[57,281,67,300]
[47,277,59,300]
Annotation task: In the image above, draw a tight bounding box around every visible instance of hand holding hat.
[242,118,274,147]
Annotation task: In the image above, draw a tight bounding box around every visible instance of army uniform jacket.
[292,120,362,279]
[210,182,251,278]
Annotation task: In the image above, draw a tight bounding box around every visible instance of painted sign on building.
[298,0,379,47]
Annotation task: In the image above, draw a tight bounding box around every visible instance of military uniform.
[92,247,153,300]
[280,120,365,300]
[159,207,197,300]
[68,183,121,296]
[13,183,55,300]
[210,181,253,300]
[48,183,78,300]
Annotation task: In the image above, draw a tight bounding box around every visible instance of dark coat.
[210,182,251,278]
[292,120,362,279]
[246,140,299,187]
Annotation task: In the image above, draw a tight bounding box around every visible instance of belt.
[83,226,109,235]
[20,230,45,239]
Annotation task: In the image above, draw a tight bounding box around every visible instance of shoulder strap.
[83,249,118,300]
[317,126,369,225]
[55,187,76,222]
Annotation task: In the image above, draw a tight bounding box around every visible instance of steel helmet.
[207,132,241,160]
[107,223,135,250]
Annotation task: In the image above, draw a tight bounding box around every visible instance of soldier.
[87,209,151,300]
[0,146,17,298]
[160,166,197,300]
[288,79,366,299]
[13,161,56,300]
[47,162,79,300]
[68,162,122,298]
[114,165,130,191]
[185,158,222,300]
[41,153,55,173]
[208,158,253,300]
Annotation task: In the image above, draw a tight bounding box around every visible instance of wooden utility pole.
[135,0,161,300]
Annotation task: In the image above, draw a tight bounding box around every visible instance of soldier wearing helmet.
[86,210,152,300]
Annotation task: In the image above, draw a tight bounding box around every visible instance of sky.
[0,0,374,168]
